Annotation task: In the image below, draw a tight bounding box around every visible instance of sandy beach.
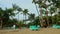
[0,28,60,34]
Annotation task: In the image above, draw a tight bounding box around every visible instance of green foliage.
[0,0,60,28]
[23,9,28,15]
[33,16,40,25]
[3,19,18,27]
[0,4,23,28]
[50,7,57,14]
[55,1,60,8]
[28,13,35,20]
[17,21,23,26]
[12,4,22,11]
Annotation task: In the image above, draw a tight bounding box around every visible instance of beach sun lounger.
[52,24,60,29]
[29,25,40,31]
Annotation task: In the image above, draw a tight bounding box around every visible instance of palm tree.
[51,0,60,23]
[13,4,29,24]
[0,7,15,28]
[12,4,22,20]
[0,8,3,29]
[38,0,50,26]
[28,13,35,24]
[32,0,39,15]
[49,6,57,24]
[32,0,41,26]
[0,4,23,29]
[0,18,3,29]
[32,0,45,27]
[23,9,28,24]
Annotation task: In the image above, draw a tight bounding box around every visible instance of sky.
[0,0,38,20]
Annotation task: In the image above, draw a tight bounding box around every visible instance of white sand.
[0,28,60,34]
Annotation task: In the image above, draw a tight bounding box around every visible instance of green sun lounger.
[52,24,60,29]
[29,25,40,30]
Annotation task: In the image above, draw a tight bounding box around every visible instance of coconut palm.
[37,0,50,26]
[12,4,22,20]
[32,0,46,27]
[49,6,57,24]
[0,7,15,28]
[0,4,22,29]
[0,8,3,29]
[23,9,29,24]
[32,0,41,26]
[28,13,35,24]
[55,0,60,23]
[13,4,29,24]
[32,0,39,15]
[51,0,60,23]
[12,4,22,11]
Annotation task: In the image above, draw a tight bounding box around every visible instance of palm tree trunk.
[35,4,39,15]
[0,19,2,29]
[23,14,24,23]
[40,9,44,27]
[34,4,42,26]
[51,12,54,25]
[56,13,58,23]
[56,8,59,24]
[25,15,26,24]
[52,16,54,24]
[46,11,49,26]
[18,15,19,21]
